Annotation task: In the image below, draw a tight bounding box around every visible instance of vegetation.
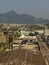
[28,32,35,36]
[45,24,49,29]
[15,31,21,37]
[0,43,9,51]
[28,32,39,36]
[32,25,45,29]
[35,32,39,35]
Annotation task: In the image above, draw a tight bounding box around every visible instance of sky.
[0,0,49,19]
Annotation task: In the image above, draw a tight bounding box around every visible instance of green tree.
[35,32,39,35]
[28,32,35,36]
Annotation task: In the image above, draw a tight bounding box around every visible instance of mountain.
[0,10,49,24]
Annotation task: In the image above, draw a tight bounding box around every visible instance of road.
[37,36,49,65]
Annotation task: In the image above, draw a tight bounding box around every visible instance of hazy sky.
[0,0,49,19]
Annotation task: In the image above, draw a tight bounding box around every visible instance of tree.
[15,32,21,37]
[34,32,39,36]
[28,32,35,36]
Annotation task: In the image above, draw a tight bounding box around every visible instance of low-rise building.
[0,31,7,43]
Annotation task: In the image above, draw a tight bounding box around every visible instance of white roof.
[32,36,37,39]
[13,40,22,43]
[22,36,37,40]
[20,35,25,38]
[20,35,37,40]
[36,30,44,34]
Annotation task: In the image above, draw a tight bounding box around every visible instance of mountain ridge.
[0,10,49,24]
